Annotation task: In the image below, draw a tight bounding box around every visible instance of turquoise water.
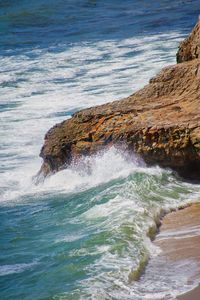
[1,153,199,299]
[1,1,200,299]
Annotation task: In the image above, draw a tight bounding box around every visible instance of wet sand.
[154,203,200,299]
[177,284,200,300]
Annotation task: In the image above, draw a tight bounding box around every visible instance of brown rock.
[177,16,200,63]
[39,19,200,179]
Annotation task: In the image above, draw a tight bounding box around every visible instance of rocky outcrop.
[177,17,200,63]
[39,19,200,179]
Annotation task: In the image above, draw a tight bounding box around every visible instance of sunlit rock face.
[177,17,200,63]
[39,19,200,179]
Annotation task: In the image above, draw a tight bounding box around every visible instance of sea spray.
[1,1,200,298]
[1,148,200,299]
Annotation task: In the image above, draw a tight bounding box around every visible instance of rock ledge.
[39,19,200,179]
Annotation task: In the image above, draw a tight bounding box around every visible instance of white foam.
[0,261,38,276]
[1,28,200,300]
[43,147,142,191]
[55,233,85,244]
[157,225,200,240]
[1,31,198,206]
[0,147,144,202]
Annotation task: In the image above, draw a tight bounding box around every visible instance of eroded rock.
[177,16,200,63]
[39,19,200,179]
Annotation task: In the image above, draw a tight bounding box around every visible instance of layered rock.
[39,19,200,179]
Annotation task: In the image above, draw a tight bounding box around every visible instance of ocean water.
[1,1,200,299]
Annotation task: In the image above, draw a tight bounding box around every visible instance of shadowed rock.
[39,19,200,179]
[177,16,200,63]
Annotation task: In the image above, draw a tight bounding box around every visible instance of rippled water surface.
[1,1,200,299]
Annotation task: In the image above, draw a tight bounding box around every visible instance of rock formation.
[177,16,200,63]
[39,19,200,179]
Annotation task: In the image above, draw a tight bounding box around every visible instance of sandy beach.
[177,284,200,300]
[154,203,200,299]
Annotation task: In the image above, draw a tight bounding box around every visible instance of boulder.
[39,19,200,179]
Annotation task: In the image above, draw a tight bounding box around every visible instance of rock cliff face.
[39,19,200,179]
[177,17,200,63]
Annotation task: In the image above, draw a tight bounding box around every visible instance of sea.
[1,1,200,299]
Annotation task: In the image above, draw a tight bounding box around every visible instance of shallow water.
[1,1,200,299]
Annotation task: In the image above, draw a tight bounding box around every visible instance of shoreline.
[177,284,200,300]
[153,202,200,299]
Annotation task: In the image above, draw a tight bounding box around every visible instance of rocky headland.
[39,18,200,179]
[38,18,200,299]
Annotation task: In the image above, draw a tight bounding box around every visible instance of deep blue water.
[1,1,200,299]
[0,0,199,53]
